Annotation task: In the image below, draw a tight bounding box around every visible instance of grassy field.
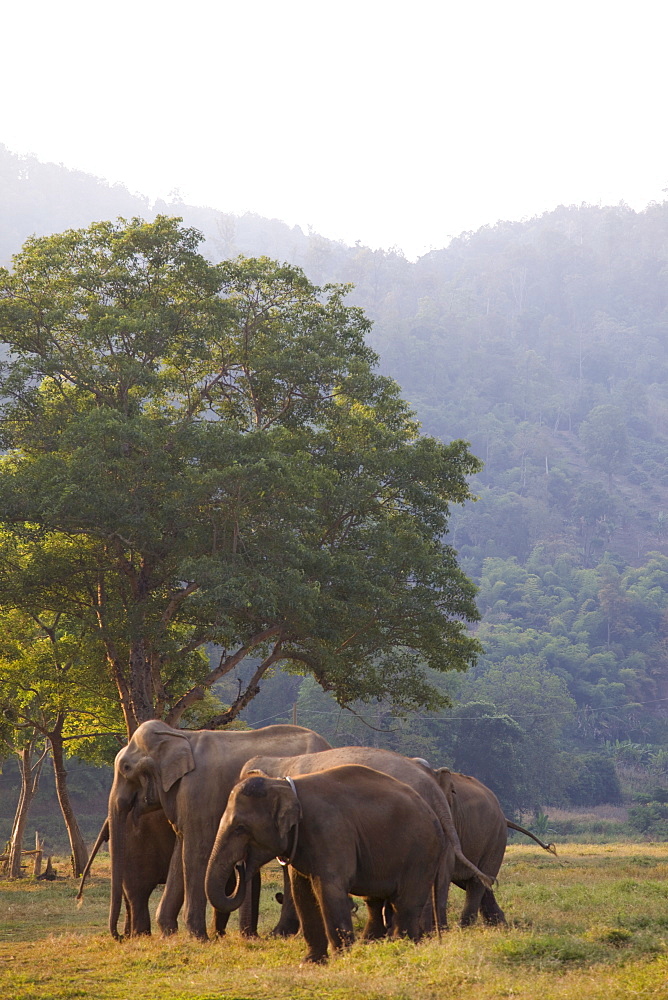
[1,844,668,1000]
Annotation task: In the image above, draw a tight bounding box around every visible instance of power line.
[248,695,668,729]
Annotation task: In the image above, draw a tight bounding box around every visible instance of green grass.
[1,846,668,999]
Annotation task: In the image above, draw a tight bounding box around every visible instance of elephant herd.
[78,720,555,964]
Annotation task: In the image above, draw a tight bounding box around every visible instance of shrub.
[628,787,668,838]
[563,753,622,806]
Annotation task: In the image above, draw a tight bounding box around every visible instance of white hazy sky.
[3,0,666,259]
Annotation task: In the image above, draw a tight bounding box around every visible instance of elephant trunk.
[205,832,249,915]
[76,818,110,902]
[108,799,130,939]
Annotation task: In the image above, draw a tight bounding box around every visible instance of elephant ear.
[156,730,195,792]
[435,767,456,805]
[274,784,301,843]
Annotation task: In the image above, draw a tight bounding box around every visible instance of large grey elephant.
[107,720,330,940]
[433,767,557,925]
[234,745,493,936]
[205,765,448,963]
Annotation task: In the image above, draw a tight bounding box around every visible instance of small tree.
[579,404,629,487]
[453,656,578,809]
[0,721,48,878]
[0,559,122,875]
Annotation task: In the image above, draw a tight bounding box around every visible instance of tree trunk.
[127,638,155,733]
[8,737,48,878]
[50,716,89,877]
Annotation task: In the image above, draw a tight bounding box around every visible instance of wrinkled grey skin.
[432,767,556,925]
[107,720,330,940]
[236,746,493,937]
[205,765,448,964]
[77,812,176,936]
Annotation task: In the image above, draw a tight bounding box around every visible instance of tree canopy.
[0,216,482,738]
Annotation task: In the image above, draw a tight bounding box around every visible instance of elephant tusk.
[277,776,300,867]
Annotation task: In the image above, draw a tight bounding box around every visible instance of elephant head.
[205,774,301,915]
[108,721,194,938]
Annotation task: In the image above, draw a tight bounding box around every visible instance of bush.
[628,787,668,838]
[563,753,622,806]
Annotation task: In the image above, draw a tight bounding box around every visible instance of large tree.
[0,216,481,738]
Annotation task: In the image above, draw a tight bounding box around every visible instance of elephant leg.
[391,900,422,942]
[271,867,300,937]
[210,908,230,937]
[460,879,487,927]
[181,843,209,941]
[238,871,261,937]
[156,840,183,937]
[428,864,451,933]
[480,888,506,926]
[418,896,434,934]
[129,892,152,936]
[122,891,132,938]
[290,869,329,964]
[312,877,354,954]
[361,898,388,940]
[393,876,436,942]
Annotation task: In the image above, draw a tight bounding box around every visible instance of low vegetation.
[2,844,667,1000]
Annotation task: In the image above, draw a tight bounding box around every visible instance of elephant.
[236,745,494,937]
[205,765,448,963]
[431,767,557,926]
[77,811,176,936]
[107,720,330,940]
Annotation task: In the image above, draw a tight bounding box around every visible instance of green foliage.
[628,789,668,838]
[561,753,622,807]
[494,934,593,965]
[528,810,556,839]
[438,700,528,812]
[579,405,630,481]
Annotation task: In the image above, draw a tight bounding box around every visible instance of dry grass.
[544,804,630,823]
[1,845,668,1000]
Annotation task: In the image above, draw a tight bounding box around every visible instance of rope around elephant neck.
[277,775,299,867]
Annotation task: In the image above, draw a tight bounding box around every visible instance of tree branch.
[164,626,284,725]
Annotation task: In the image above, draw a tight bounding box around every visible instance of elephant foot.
[361,926,388,940]
[159,924,178,937]
[301,952,328,965]
[187,928,210,942]
[270,919,300,938]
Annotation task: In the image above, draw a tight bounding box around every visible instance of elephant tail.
[432,792,496,889]
[431,879,442,942]
[506,819,557,855]
[76,818,110,904]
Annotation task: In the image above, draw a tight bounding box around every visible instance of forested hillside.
[1,145,667,833]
